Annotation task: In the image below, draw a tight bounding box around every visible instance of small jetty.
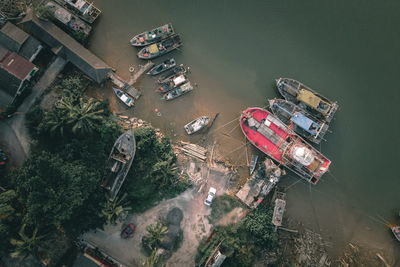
[177,141,208,162]
[272,190,286,228]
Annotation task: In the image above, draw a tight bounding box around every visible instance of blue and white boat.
[269,98,329,144]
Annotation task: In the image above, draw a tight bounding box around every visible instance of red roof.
[0,51,36,80]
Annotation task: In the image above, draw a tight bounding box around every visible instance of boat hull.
[137,35,182,59]
[147,58,176,76]
[184,116,210,134]
[240,107,331,184]
[101,130,136,199]
[269,98,329,144]
[276,78,338,123]
[130,23,174,47]
[392,226,400,242]
[113,88,134,107]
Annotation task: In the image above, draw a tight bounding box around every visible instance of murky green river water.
[89,0,400,259]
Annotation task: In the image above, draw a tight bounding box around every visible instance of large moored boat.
[276,78,338,123]
[130,23,174,47]
[269,98,329,144]
[240,107,331,184]
[137,35,182,59]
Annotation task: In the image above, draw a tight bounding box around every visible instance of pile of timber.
[178,141,207,161]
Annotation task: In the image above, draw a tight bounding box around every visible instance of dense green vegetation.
[196,204,278,267]
[209,194,245,224]
[0,74,187,264]
[122,127,190,213]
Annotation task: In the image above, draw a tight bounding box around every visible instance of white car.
[204,187,217,206]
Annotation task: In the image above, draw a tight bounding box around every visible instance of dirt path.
[0,57,66,166]
[83,162,234,267]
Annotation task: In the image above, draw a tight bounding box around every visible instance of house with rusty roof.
[0,45,38,108]
[19,12,111,83]
[0,22,43,62]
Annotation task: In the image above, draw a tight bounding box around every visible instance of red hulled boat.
[240,107,331,184]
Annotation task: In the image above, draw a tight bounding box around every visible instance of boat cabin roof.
[149,44,159,53]
[291,113,319,134]
[173,74,185,85]
[297,89,330,114]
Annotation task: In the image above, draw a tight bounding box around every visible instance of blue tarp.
[290,112,319,135]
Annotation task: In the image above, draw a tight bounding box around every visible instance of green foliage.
[35,5,52,20]
[196,205,278,267]
[242,206,278,248]
[124,128,189,213]
[11,151,104,233]
[209,194,244,224]
[142,221,169,252]
[141,249,164,267]
[0,189,20,250]
[9,224,46,259]
[101,193,131,225]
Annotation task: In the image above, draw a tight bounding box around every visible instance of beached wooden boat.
[276,78,338,123]
[147,58,176,76]
[113,87,134,107]
[392,226,400,242]
[101,130,136,199]
[240,107,331,184]
[249,155,258,175]
[157,64,187,82]
[137,35,182,59]
[269,98,329,144]
[184,116,210,135]
[130,23,174,47]
[157,73,188,93]
[162,82,193,101]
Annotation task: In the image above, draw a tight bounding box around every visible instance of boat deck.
[241,108,289,161]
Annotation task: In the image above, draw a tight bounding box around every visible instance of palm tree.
[144,222,168,250]
[101,193,131,225]
[9,225,46,259]
[42,108,68,136]
[58,97,104,135]
[141,249,163,267]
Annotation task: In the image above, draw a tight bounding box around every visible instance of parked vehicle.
[147,58,176,76]
[204,187,217,206]
[392,226,400,242]
[0,149,8,166]
[113,87,134,107]
[130,23,174,47]
[121,223,136,239]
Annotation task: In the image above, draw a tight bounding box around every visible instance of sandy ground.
[83,161,237,267]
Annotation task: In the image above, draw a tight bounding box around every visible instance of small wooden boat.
[276,78,338,123]
[162,82,193,101]
[269,98,329,144]
[137,35,182,59]
[157,73,188,93]
[147,58,176,76]
[184,116,210,135]
[130,23,174,47]
[113,87,134,107]
[392,226,400,242]
[101,130,136,200]
[157,64,187,83]
[249,155,258,175]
